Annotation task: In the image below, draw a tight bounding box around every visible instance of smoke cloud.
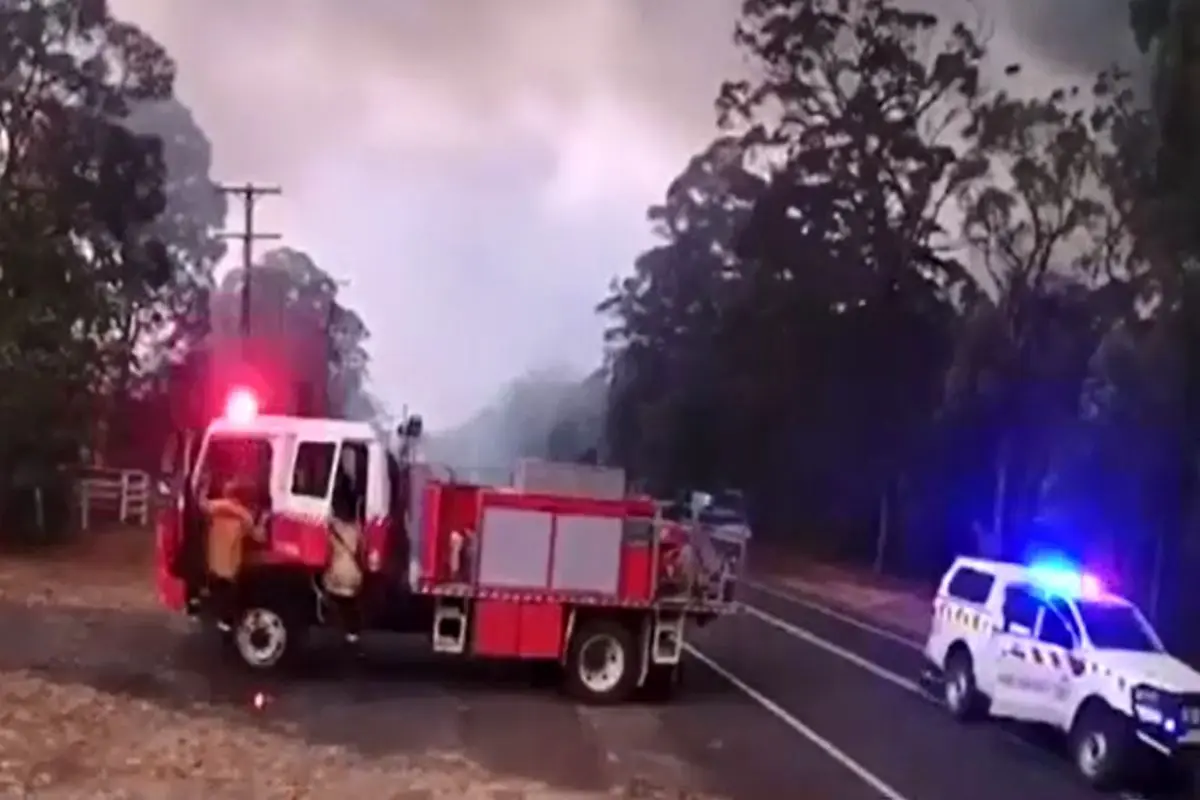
[108,0,1150,448]
[109,0,741,430]
[1001,0,1145,76]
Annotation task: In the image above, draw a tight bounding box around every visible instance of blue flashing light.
[1027,558,1103,598]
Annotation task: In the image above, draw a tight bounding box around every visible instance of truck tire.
[230,604,300,672]
[563,619,639,705]
[1070,704,1132,790]
[943,649,983,721]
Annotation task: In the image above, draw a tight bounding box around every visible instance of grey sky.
[108,0,1139,428]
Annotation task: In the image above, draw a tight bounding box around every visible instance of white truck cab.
[924,556,1200,789]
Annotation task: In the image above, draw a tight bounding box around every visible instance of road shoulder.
[752,553,932,641]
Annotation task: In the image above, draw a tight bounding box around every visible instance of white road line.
[745,579,924,651]
[684,644,914,800]
[740,602,927,696]
[737,602,1154,800]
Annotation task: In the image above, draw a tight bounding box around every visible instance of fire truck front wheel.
[231,605,298,671]
[564,618,639,705]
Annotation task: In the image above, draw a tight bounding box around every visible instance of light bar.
[224,388,259,424]
[1028,558,1103,598]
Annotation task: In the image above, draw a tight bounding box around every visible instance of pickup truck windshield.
[1077,602,1163,653]
[699,490,747,525]
[699,506,746,524]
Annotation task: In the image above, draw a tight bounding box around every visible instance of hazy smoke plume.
[109,0,1154,456]
[1002,0,1145,75]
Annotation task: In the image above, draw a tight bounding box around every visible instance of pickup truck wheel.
[232,606,294,671]
[943,650,982,721]
[564,620,638,705]
[1071,706,1131,790]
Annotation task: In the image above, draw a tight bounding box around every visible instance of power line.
[217,182,282,338]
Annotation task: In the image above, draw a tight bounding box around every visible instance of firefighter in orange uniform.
[202,477,264,632]
[326,449,364,645]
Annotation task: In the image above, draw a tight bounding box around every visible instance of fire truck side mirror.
[401,415,423,439]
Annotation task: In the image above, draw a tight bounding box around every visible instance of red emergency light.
[224,388,259,424]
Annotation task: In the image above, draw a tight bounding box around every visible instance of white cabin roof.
[207,414,379,442]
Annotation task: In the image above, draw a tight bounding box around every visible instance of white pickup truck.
[923,556,1200,790]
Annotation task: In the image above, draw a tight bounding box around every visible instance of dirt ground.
[0,530,718,799]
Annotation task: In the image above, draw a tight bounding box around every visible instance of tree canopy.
[594,0,1193,639]
[0,0,376,537]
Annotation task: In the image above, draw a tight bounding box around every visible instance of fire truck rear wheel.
[564,619,639,705]
[231,605,296,671]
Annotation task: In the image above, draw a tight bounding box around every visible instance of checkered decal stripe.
[416,580,739,615]
[1018,645,1118,678]
[934,601,993,633]
[936,601,1121,679]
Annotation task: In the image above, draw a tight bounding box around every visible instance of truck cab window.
[1043,595,1081,646]
[332,441,369,522]
[292,441,336,498]
[1002,586,1041,635]
[946,566,995,605]
[1038,606,1077,649]
[200,436,272,509]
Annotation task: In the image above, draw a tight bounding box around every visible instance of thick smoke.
[111,0,1156,436]
[424,366,606,480]
[1001,0,1144,75]
[108,0,741,197]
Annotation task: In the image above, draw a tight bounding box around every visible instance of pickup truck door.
[988,585,1047,722]
[1028,598,1084,728]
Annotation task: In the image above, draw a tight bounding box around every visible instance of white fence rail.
[78,468,152,530]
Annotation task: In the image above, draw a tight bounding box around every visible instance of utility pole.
[217,182,282,338]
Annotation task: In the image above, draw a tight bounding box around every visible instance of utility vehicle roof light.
[1028,558,1103,598]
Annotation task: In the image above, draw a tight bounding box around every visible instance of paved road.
[209,640,889,799]
[3,548,1193,797]
[0,579,896,798]
[684,580,1192,800]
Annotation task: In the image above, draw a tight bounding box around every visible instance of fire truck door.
[284,436,341,520]
[365,442,385,520]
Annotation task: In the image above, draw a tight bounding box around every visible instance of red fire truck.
[155,389,744,703]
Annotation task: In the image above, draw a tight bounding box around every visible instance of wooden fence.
[77,468,152,530]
